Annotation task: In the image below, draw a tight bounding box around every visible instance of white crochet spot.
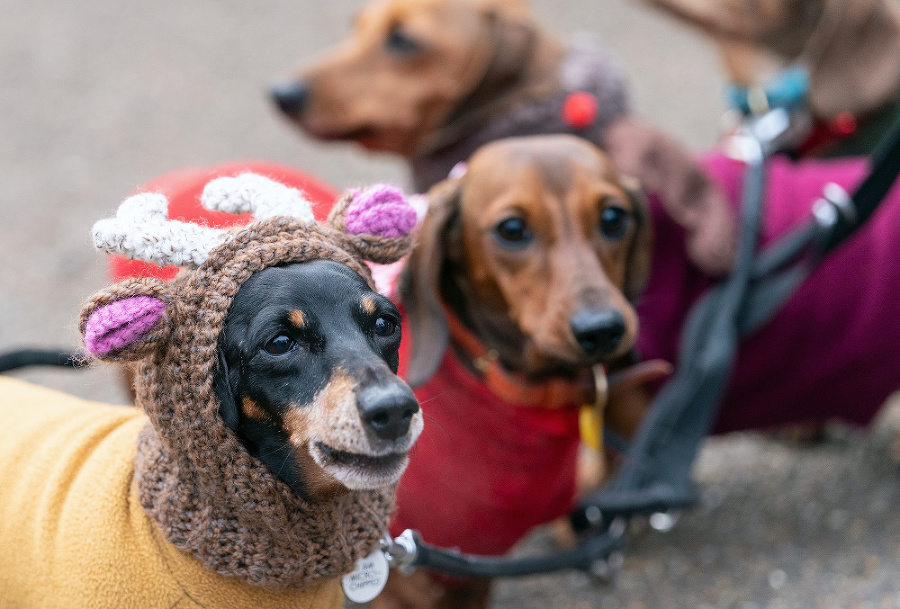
[92,192,230,268]
[201,173,315,222]
[116,192,169,221]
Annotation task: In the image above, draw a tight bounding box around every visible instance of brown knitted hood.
[79,175,417,587]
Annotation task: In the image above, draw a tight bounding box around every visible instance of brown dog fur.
[638,0,900,120]
[270,3,733,605]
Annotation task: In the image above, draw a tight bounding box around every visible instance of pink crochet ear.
[83,296,167,357]
[345,185,417,238]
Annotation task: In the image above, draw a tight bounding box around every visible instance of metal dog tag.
[342,548,389,603]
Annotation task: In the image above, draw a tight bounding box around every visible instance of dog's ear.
[214,347,240,431]
[806,0,900,118]
[603,118,736,276]
[483,7,536,88]
[80,278,174,363]
[621,178,653,302]
[454,0,538,110]
[399,178,462,387]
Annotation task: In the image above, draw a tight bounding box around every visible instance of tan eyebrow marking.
[361,295,377,315]
[241,396,269,420]
[289,310,306,329]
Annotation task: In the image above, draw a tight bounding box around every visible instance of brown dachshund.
[370,134,659,609]
[270,0,563,159]
[271,0,736,276]
[401,134,649,385]
[637,0,900,156]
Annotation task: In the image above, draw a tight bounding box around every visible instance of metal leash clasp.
[812,182,856,229]
[382,529,419,575]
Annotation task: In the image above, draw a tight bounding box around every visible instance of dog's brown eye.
[385,27,421,55]
[264,335,296,355]
[374,316,397,338]
[600,206,630,240]
[494,218,533,248]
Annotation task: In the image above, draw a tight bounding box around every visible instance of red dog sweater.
[390,338,582,557]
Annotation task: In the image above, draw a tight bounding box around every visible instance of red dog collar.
[442,304,597,409]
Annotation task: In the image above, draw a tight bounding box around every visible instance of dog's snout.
[570,309,626,356]
[358,384,420,441]
[270,81,310,116]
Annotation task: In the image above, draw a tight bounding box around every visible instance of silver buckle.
[812,183,855,228]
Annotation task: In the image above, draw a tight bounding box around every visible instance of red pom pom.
[562,92,598,130]
[829,111,857,137]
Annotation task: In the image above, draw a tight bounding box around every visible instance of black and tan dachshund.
[216,259,422,502]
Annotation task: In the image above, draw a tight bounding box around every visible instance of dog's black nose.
[358,384,420,441]
[570,309,626,356]
[269,81,310,116]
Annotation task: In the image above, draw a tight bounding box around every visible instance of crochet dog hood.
[79,174,417,588]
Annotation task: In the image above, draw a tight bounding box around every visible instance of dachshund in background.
[637,0,900,156]
[270,0,737,276]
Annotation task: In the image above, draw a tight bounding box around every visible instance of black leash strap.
[0,348,86,373]
[821,115,900,253]
[573,113,900,533]
[571,117,772,530]
[389,526,626,579]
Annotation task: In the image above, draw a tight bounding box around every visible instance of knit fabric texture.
[411,34,631,191]
[345,184,418,238]
[93,192,233,268]
[83,295,167,357]
[0,376,343,608]
[107,161,339,283]
[80,179,415,588]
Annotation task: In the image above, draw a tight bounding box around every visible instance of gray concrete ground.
[1,0,898,607]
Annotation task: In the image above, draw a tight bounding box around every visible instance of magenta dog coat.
[638,152,900,433]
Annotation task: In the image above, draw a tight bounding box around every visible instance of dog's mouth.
[300,121,415,153]
[311,441,410,490]
[302,123,379,143]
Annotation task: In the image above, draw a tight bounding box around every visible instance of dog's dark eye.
[385,27,421,55]
[494,218,533,248]
[374,316,397,338]
[264,335,296,356]
[599,206,630,240]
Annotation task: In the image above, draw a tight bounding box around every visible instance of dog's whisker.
[257,444,292,459]
[415,390,451,406]
[274,452,294,479]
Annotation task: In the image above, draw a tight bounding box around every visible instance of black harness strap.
[399,527,626,579]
